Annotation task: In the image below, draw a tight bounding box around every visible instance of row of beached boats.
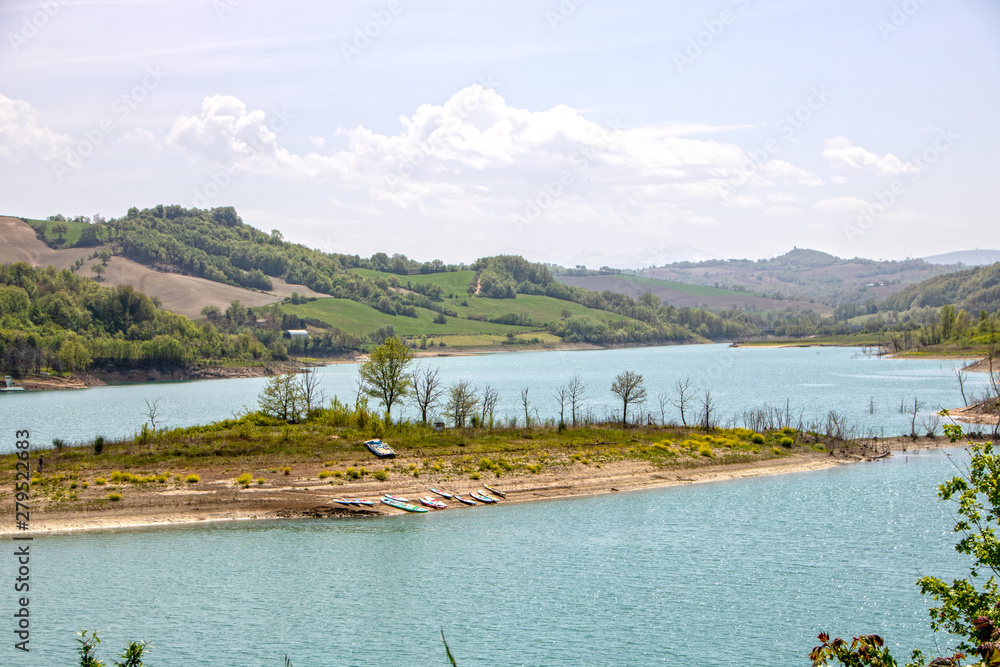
[333,483,508,513]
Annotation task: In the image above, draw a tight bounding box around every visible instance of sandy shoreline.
[8,437,960,536]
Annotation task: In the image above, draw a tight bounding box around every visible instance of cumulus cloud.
[0,94,72,162]
[161,86,831,242]
[821,137,918,176]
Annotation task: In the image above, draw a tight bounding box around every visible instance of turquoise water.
[0,345,989,449]
[18,447,971,666]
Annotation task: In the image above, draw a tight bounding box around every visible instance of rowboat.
[483,484,506,498]
[334,498,374,507]
[430,488,453,499]
[380,496,428,513]
[363,439,396,458]
[471,490,498,504]
[419,496,447,509]
[453,493,477,506]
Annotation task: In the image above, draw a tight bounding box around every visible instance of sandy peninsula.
[5,436,958,536]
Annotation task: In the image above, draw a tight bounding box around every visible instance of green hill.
[880,263,1000,313]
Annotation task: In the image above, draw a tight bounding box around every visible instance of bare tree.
[446,380,477,428]
[954,368,969,407]
[520,387,533,427]
[567,374,587,426]
[143,398,162,431]
[907,397,925,439]
[411,365,445,424]
[673,377,695,426]
[480,385,500,429]
[299,369,325,416]
[611,370,647,427]
[700,390,716,430]
[657,391,670,425]
[554,383,568,425]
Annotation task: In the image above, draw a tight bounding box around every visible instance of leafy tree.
[257,372,305,423]
[98,248,112,266]
[611,370,647,427]
[811,421,1000,666]
[445,380,477,427]
[358,337,413,421]
[51,222,68,242]
[91,264,105,280]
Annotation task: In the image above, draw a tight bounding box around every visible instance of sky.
[1,0,998,268]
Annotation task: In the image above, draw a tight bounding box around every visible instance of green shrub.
[318,471,333,479]
[235,473,252,486]
[94,477,107,485]
[751,433,765,444]
[374,469,389,481]
[184,474,200,484]
[93,436,105,455]
[779,437,794,448]
[282,467,291,475]
[699,444,714,457]
[107,493,122,501]
[256,478,265,485]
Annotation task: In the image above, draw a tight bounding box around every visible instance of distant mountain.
[922,249,1000,266]
[638,248,960,307]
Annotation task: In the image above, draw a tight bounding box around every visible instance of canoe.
[471,490,498,504]
[430,488,453,499]
[483,484,506,498]
[453,494,477,506]
[363,439,396,458]
[336,498,374,507]
[420,496,447,509]
[380,496,428,513]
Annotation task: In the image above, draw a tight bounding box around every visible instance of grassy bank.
[2,413,844,511]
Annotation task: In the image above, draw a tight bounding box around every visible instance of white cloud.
[821,137,918,176]
[160,87,831,249]
[0,94,72,162]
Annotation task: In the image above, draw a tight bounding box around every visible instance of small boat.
[382,493,411,503]
[430,488,453,499]
[453,493,476,506]
[334,498,374,507]
[471,490,498,504]
[380,496,427,513]
[483,484,506,498]
[420,496,447,509]
[0,376,24,392]
[364,439,396,458]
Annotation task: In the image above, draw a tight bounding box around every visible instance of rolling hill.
[0,216,322,318]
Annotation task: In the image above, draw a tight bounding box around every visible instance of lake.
[17,446,971,666]
[0,344,989,451]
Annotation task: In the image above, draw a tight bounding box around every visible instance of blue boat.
[364,439,395,458]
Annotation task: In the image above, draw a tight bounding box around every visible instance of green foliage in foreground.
[811,420,1000,667]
